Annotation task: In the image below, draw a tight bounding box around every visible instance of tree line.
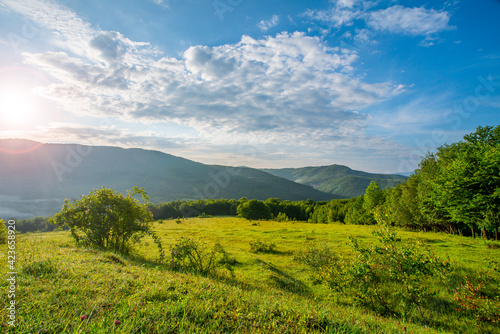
[312,125,500,239]
[150,126,500,239]
[10,126,499,239]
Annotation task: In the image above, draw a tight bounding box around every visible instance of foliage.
[454,276,500,323]
[299,225,452,318]
[377,125,500,238]
[293,243,338,284]
[51,187,159,255]
[249,240,278,254]
[7,216,61,234]
[237,200,272,220]
[167,237,234,276]
[0,219,7,244]
[274,212,290,222]
[363,181,385,213]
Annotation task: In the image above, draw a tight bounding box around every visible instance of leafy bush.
[0,219,7,244]
[249,240,278,254]
[274,212,289,222]
[297,225,451,318]
[237,200,272,220]
[454,276,500,323]
[51,187,163,258]
[167,237,234,276]
[293,244,338,284]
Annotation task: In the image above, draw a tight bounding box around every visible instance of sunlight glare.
[0,91,35,126]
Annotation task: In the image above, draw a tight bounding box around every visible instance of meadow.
[1,217,499,333]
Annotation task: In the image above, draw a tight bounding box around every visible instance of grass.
[0,217,499,333]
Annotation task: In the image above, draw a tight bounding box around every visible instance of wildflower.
[80,315,87,321]
[114,319,121,325]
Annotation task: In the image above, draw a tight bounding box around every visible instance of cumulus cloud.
[20,22,402,145]
[367,6,453,36]
[3,0,408,169]
[257,15,279,32]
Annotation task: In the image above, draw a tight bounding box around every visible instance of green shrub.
[274,212,289,222]
[0,219,7,244]
[294,244,339,284]
[51,187,163,258]
[167,237,234,276]
[249,240,278,254]
[298,225,452,318]
[454,276,500,323]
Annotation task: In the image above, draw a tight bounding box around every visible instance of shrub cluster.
[295,225,452,318]
[167,237,234,277]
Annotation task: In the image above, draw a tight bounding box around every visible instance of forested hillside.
[263,165,407,198]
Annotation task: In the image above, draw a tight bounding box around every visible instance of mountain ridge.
[0,139,337,218]
[262,165,407,198]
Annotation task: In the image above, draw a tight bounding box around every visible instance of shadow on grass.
[256,259,313,297]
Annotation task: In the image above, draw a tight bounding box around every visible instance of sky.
[0,0,499,174]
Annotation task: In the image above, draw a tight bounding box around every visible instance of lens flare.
[0,90,35,126]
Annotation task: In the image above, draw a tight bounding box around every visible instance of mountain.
[262,165,407,199]
[0,139,336,219]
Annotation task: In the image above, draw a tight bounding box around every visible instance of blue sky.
[0,0,499,173]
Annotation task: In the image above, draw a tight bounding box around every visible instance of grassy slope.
[1,218,499,333]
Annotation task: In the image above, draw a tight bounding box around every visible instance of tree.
[51,187,155,254]
[428,126,500,238]
[237,200,272,220]
[363,181,385,214]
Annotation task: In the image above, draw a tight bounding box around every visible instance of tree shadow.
[257,259,313,297]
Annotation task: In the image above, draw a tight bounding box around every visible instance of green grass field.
[1,217,499,333]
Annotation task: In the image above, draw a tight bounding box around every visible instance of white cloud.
[354,28,374,44]
[3,0,409,171]
[367,6,453,36]
[304,2,454,46]
[257,15,279,32]
[304,6,362,28]
[20,24,402,144]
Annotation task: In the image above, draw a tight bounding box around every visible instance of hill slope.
[0,139,336,218]
[262,165,407,198]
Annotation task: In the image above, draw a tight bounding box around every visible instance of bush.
[237,200,272,220]
[0,219,7,244]
[298,225,451,318]
[274,212,289,222]
[167,237,234,276]
[454,276,500,323]
[51,187,163,258]
[249,240,278,254]
[294,244,338,284]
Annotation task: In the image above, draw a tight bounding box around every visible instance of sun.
[0,90,35,126]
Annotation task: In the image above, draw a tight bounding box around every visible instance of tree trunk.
[496,228,498,241]
[471,227,475,239]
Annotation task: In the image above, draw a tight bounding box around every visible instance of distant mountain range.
[0,139,336,219]
[0,139,406,219]
[262,165,407,199]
